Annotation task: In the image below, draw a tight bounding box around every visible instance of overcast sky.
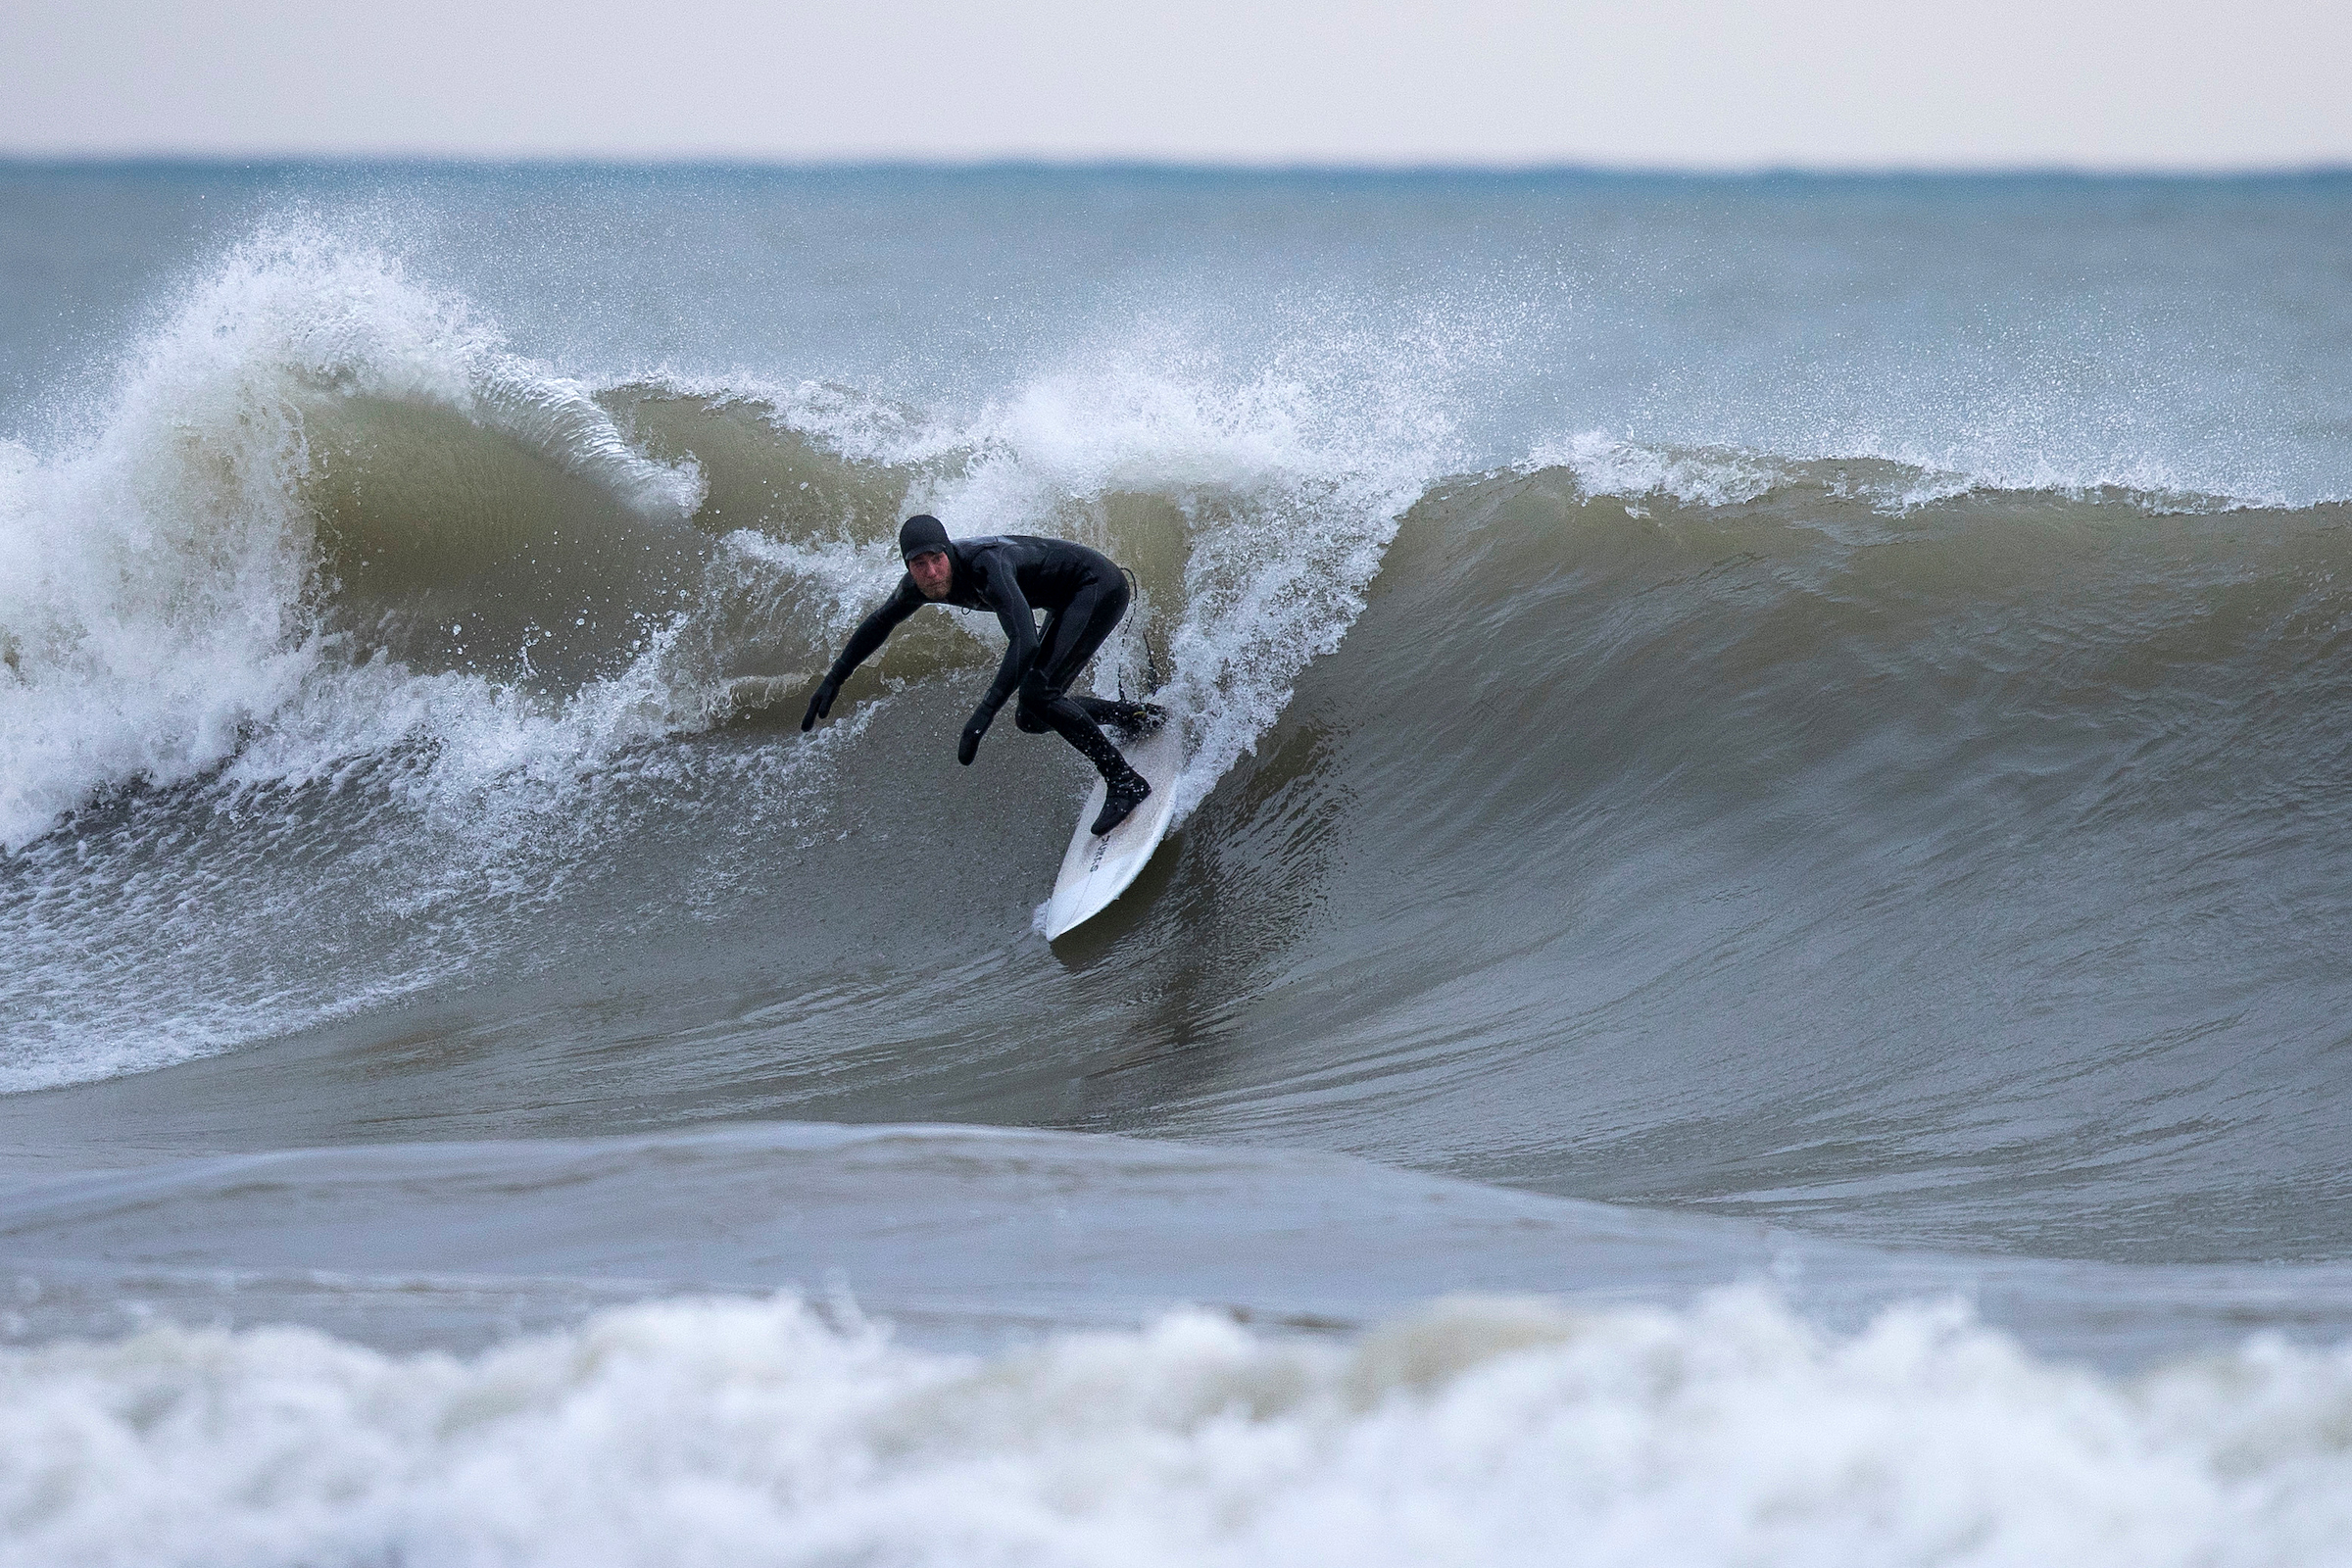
[6,0,2348,169]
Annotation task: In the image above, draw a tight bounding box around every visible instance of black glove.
[800,677,839,732]
[957,706,994,765]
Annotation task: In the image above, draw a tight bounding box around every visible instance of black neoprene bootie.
[1092,766,1152,836]
[1108,702,1165,738]
[1074,698,1165,738]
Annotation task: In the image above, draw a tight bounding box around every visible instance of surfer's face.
[908,550,953,599]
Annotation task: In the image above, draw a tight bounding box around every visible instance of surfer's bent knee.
[1019,669,1066,710]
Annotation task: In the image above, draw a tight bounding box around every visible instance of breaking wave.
[6,222,2352,1270]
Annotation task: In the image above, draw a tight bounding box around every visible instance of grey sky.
[7,0,2348,168]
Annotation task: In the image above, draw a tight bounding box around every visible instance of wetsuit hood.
[899,514,952,563]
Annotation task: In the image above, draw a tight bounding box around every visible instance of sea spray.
[0,229,701,854]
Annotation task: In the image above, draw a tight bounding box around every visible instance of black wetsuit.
[818,534,1139,780]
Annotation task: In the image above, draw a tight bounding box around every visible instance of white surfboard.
[1042,718,1187,940]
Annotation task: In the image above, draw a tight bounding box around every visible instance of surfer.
[802,515,1164,836]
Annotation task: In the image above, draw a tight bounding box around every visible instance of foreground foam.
[3,1289,2348,1567]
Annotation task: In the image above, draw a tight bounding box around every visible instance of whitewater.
[4,163,2352,1565]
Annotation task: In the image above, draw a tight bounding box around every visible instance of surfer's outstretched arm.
[957,554,1038,764]
[802,581,922,730]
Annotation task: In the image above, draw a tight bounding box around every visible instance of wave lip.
[0,229,705,855]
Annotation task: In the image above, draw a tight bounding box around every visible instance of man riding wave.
[801,514,1163,836]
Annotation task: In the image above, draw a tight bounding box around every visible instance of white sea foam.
[0,231,800,1088]
[1529,429,2278,518]
[1529,432,1790,510]
[878,350,1444,823]
[3,1289,2348,1568]
[0,228,704,855]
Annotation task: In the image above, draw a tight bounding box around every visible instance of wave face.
[7,165,2352,1561]
[0,222,1430,1095]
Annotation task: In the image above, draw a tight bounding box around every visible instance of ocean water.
[5,162,2352,1565]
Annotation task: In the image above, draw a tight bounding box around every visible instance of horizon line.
[6,151,2351,182]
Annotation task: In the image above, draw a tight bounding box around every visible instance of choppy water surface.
[5,164,2352,1565]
